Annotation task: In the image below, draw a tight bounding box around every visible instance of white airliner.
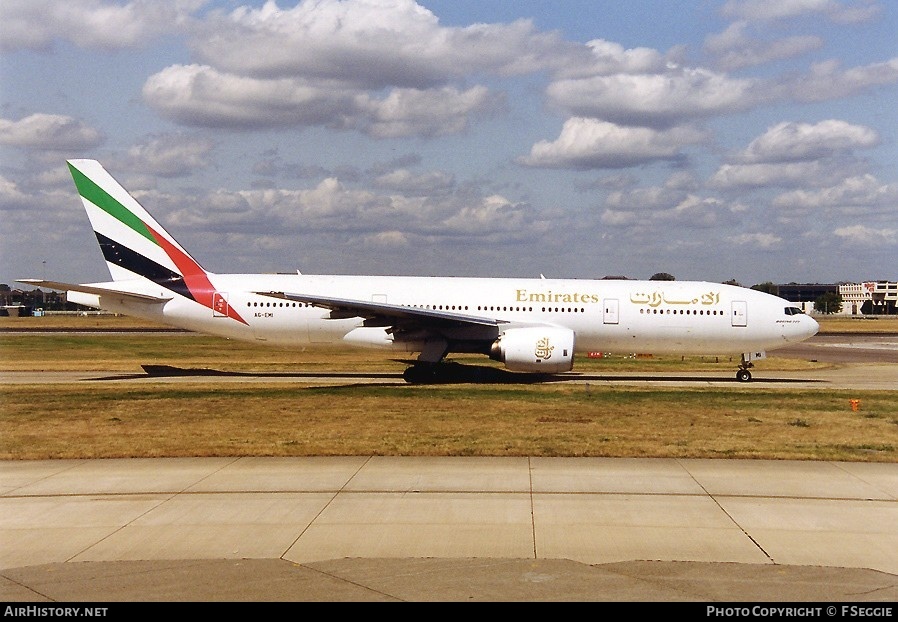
[20,159,819,383]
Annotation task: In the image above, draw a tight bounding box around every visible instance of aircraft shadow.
[87,364,404,381]
[83,363,823,385]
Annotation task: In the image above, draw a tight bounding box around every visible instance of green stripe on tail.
[67,162,156,244]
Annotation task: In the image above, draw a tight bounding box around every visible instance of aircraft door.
[603,298,619,324]
[731,300,747,327]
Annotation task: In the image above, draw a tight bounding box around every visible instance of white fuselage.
[73,274,820,358]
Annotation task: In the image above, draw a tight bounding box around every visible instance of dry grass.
[2,381,897,462]
[813,315,898,333]
[2,327,897,462]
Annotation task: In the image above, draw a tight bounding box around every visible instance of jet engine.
[489,326,575,373]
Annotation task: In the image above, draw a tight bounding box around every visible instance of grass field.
[1,314,897,462]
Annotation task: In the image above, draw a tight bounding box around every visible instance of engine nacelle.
[489,327,575,373]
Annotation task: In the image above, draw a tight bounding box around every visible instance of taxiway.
[1,456,896,602]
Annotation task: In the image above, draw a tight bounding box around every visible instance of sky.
[1,0,897,289]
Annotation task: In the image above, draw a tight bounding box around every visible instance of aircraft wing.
[256,290,505,329]
[16,279,172,304]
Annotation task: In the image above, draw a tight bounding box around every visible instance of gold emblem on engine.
[534,337,554,360]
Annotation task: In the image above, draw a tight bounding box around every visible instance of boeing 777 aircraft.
[19,159,819,383]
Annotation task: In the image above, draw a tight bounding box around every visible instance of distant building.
[1,305,32,317]
[774,283,838,302]
[839,280,898,315]
[840,282,872,315]
[773,281,897,316]
[773,283,837,314]
[0,284,81,314]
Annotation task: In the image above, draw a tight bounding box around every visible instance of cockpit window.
[784,307,804,315]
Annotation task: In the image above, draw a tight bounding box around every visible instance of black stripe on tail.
[95,232,195,301]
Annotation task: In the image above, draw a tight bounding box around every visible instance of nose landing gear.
[736,351,765,382]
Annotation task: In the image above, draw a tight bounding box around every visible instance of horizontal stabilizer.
[16,279,172,304]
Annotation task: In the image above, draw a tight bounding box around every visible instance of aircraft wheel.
[736,369,752,382]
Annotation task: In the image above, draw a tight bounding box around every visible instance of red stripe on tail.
[147,225,249,325]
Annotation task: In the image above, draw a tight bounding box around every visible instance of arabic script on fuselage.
[629,290,720,307]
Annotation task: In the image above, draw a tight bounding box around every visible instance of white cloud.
[773,174,898,209]
[605,186,686,211]
[0,0,200,51]
[728,232,783,248]
[139,0,532,138]
[664,171,700,192]
[441,194,528,236]
[721,0,880,23]
[0,175,28,205]
[136,1,894,149]
[546,67,761,128]
[150,173,543,246]
[0,113,104,150]
[373,169,455,195]
[361,230,410,248]
[142,64,498,136]
[191,0,572,87]
[554,39,671,78]
[359,85,499,138]
[518,118,706,170]
[709,119,880,190]
[142,64,359,129]
[126,133,215,177]
[704,21,822,70]
[833,225,897,245]
[147,177,384,236]
[737,120,879,163]
[709,161,831,189]
[789,57,898,102]
[599,209,638,226]
[659,195,734,227]
[600,187,739,230]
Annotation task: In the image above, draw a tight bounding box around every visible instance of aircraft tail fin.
[66,159,212,300]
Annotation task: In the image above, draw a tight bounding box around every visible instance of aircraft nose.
[805,314,820,337]
[791,314,819,341]
[783,313,819,343]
